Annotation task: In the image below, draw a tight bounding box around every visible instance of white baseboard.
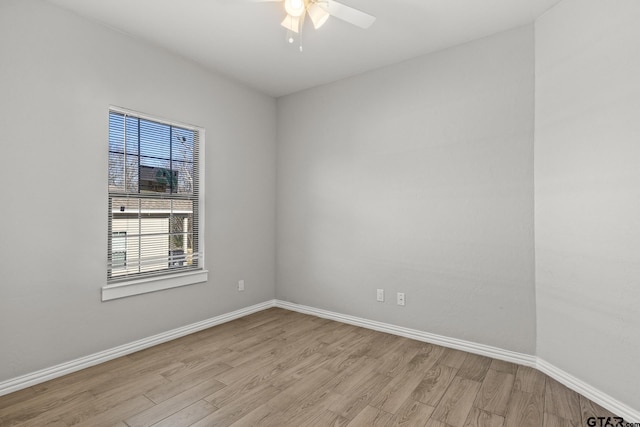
[537,359,639,423]
[274,300,536,367]
[274,300,639,423]
[0,300,276,397]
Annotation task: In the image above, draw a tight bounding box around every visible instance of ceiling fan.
[254,0,376,49]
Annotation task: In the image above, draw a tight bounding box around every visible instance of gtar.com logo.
[586,417,624,427]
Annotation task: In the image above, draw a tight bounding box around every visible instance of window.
[104,107,207,301]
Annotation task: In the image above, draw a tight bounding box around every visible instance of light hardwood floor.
[0,308,621,427]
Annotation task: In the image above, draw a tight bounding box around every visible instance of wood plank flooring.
[0,308,622,427]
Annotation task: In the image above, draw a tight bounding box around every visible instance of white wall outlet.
[397,292,405,306]
[238,280,245,291]
[376,289,384,302]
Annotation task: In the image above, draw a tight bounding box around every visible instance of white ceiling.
[46,0,561,97]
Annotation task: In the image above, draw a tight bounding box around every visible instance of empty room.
[0,0,638,425]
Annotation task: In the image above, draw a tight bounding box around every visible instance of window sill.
[102,270,209,301]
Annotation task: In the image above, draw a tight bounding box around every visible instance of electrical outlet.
[397,292,405,306]
[238,280,245,291]
[376,289,384,302]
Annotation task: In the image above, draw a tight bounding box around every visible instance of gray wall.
[0,0,276,381]
[277,26,536,354]
[535,0,640,411]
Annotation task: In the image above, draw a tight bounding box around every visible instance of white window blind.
[107,109,202,283]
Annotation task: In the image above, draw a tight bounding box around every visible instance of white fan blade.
[320,0,375,29]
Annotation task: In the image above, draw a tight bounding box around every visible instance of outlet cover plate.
[397,292,405,306]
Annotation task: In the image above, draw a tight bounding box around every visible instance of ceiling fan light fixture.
[284,0,305,17]
[281,14,301,33]
[307,3,330,29]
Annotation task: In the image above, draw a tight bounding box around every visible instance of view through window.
[107,110,201,282]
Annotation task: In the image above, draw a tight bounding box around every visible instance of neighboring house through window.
[112,231,127,270]
[104,107,207,301]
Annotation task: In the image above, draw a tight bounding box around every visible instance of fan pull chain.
[299,22,303,52]
[285,14,294,44]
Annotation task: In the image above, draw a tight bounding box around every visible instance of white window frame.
[102,106,207,301]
